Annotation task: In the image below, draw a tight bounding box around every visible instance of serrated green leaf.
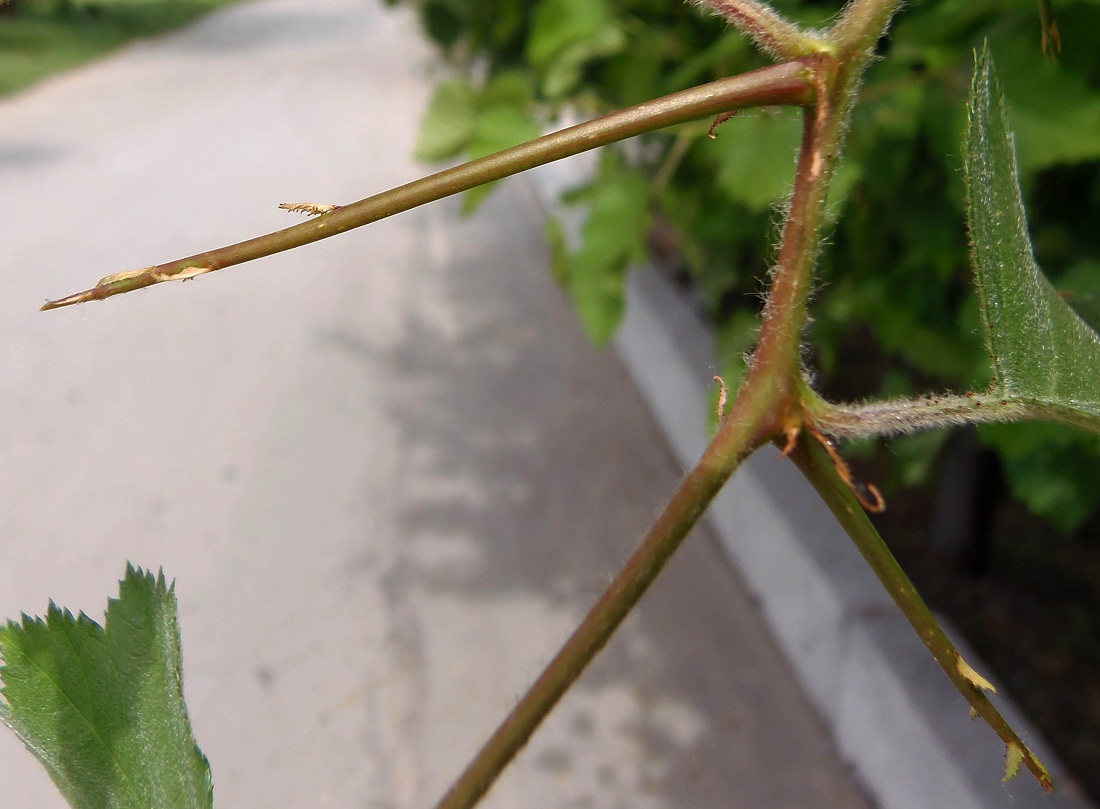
[965,44,1100,433]
[414,77,477,162]
[0,565,212,809]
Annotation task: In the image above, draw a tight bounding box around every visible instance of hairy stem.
[431,4,935,803]
[41,62,813,311]
[737,54,840,433]
[433,396,765,809]
[430,56,853,799]
[801,386,1029,438]
[735,0,904,433]
[830,0,904,56]
[801,381,1100,440]
[692,0,827,60]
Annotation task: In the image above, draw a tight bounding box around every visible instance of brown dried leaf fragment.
[1004,742,1025,783]
[151,265,214,282]
[96,267,151,287]
[707,111,738,138]
[279,202,339,217]
[713,375,729,420]
[957,655,997,694]
[780,426,800,456]
[41,263,216,310]
[806,425,886,512]
[41,289,98,310]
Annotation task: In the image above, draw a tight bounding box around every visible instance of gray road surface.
[0,1,873,806]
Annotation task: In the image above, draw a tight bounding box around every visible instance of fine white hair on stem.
[689,0,806,61]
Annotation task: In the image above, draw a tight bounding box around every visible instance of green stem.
[787,435,1053,791]
[432,396,766,809]
[432,48,862,806]
[830,0,904,56]
[41,62,813,311]
[735,0,905,431]
[652,127,695,191]
[801,382,1100,441]
[737,53,840,431]
[800,386,1027,438]
[430,7,911,803]
[694,0,827,60]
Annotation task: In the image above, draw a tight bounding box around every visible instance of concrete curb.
[613,265,1093,809]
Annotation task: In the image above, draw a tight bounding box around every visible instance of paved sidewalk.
[0,1,872,806]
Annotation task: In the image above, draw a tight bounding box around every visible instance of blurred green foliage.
[0,0,246,97]
[393,0,1100,534]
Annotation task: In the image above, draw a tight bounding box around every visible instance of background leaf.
[965,43,1100,432]
[562,156,651,344]
[0,565,212,809]
[525,0,625,97]
[460,72,541,213]
[414,77,477,162]
[713,110,800,212]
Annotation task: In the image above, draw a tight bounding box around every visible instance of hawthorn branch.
[830,0,904,56]
[432,371,767,809]
[431,55,835,809]
[42,61,813,311]
[788,436,1053,791]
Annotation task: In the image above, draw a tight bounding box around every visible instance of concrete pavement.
[0,1,872,806]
